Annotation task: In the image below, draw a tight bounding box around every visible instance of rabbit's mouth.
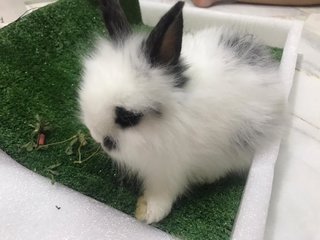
[103,136,118,151]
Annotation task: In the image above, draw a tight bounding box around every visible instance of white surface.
[141,1,295,48]
[0,0,26,28]
[265,23,320,238]
[232,20,303,240]
[0,150,173,240]
[265,118,320,240]
[1,1,320,240]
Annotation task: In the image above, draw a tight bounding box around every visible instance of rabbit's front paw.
[135,196,148,221]
[135,195,172,224]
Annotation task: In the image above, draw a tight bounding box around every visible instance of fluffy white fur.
[79,27,285,223]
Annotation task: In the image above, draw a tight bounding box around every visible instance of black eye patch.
[115,106,143,129]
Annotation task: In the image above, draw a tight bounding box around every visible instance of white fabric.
[0,150,172,240]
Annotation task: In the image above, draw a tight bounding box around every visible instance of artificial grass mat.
[0,0,282,239]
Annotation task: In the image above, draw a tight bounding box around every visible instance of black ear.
[100,0,132,41]
[145,1,184,66]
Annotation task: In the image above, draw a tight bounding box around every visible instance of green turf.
[0,0,282,239]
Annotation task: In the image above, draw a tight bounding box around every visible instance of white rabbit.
[79,0,285,224]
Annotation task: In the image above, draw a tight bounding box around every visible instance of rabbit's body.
[79,1,285,223]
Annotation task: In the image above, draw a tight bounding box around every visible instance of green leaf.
[49,174,56,185]
[35,114,41,122]
[65,137,78,155]
[78,132,87,146]
[36,145,48,150]
[26,142,35,152]
[42,125,51,132]
[47,169,59,176]
[65,146,73,155]
[69,137,78,147]
[21,142,35,152]
[47,163,62,170]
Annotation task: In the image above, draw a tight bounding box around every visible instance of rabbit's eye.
[115,106,143,129]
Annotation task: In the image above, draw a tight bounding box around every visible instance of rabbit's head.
[79,1,186,153]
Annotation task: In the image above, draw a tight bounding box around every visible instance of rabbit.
[78,0,285,224]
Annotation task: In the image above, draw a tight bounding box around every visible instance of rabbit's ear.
[100,0,132,41]
[145,1,184,66]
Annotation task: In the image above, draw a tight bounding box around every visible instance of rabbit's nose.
[103,136,117,150]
